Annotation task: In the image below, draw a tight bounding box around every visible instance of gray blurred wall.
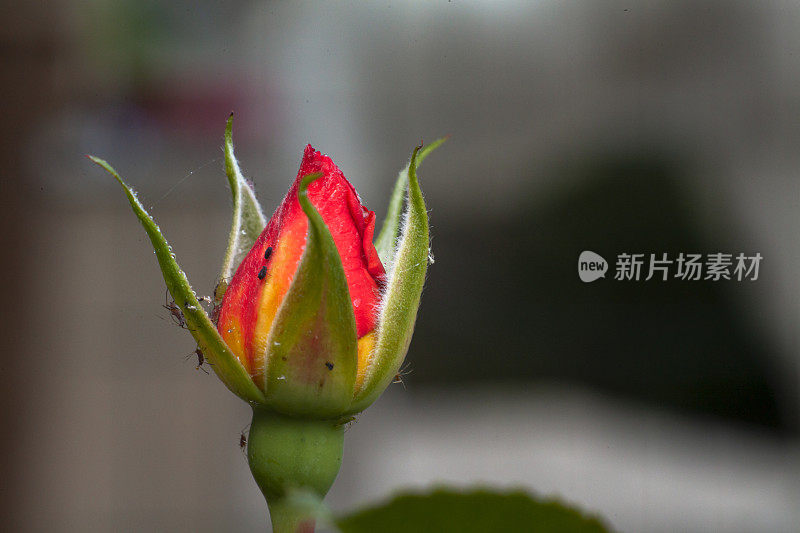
[3,1,799,531]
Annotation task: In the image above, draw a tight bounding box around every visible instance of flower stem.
[247,406,344,532]
[265,496,317,533]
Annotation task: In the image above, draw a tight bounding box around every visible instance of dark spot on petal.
[257,266,267,280]
[325,362,334,370]
[264,246,273,260]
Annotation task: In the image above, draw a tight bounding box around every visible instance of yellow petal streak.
[355,332,376,390]
[217,282,248,373]
[251,234,305,389]
[221,317,246,372]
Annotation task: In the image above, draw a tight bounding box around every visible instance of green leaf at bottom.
[336,488,611,533]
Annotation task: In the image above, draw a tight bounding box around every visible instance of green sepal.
[350,145,429,413]
[374,137,447,265]
[217,113,267,303]
[262,173,358,418]
[89,156,267,405]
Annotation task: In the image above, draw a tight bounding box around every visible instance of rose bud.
[216,138,444,417]
[215,144,385,416]
[90,117,444,530]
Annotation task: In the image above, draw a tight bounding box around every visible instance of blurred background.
[2,1,798,531]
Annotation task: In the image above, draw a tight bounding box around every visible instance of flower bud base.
[247,407,344,532]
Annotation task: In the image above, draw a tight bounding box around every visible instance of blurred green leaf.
[336,487,611,533]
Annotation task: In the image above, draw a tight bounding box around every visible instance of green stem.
[266,496,318,533]
[247,406,344,532]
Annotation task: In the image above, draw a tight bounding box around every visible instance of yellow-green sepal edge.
[217,114,267,303]
[350,143,438,413]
